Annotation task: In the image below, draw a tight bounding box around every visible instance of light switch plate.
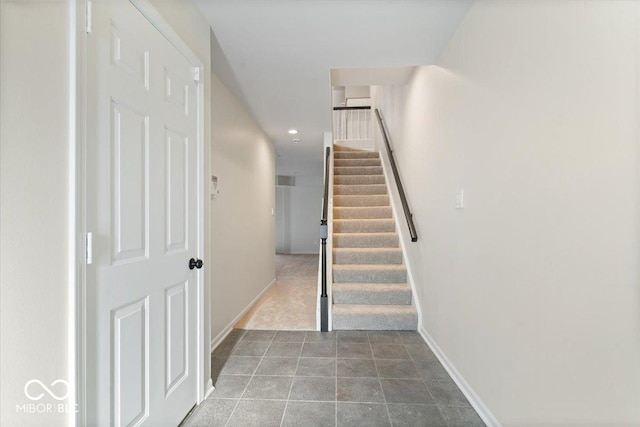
[211,175,219,197]
[456,190,464,209]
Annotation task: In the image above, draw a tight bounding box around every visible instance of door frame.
[75,1,208,424]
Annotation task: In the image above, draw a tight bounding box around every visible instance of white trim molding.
[204,379,214,400]
[210,278,277,352]
[419,326,502,427]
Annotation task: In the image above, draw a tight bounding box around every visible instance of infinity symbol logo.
[24,379,69,401]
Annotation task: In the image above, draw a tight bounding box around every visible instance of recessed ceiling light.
[293,138,300,144]
[288,129,298,135]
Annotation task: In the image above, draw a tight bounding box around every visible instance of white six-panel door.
[86,1,200,425]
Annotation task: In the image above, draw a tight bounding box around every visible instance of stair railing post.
[320,220,328,332]
[320,146,331,332]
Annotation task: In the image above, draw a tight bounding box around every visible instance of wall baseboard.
[204,379,214,399]
[210,278,277,352]
[419,326,502,427]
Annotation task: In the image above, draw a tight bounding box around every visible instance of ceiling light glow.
[288,129,298,135]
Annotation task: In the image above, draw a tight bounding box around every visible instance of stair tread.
[335,159,381,165]
[334,184,387,195]
[334,206,391,209]
[333,232,399,248]
[333,232,398,237]
[333,247,403,265]
[334,264,406,271]
[333,283,413,305]
[334,218,395,226]
[333,282,411,290]
[332,304,417,313]
[334,175,386,185]
[334,194,390,207]
[333,207,392,214]
[334,218,395,223]
[333,247,402,252]
[333,206,393,220]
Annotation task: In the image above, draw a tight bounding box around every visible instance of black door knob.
[189,258,204,270]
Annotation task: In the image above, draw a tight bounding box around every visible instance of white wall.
[344,85,370,99]
[372,1,640,425]
[276,175,322,254]
[0,1,212,425]
[1,1,74,425]
[210,73,276,341]
[332,86,346,108]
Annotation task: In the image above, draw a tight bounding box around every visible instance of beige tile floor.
[234,254,319,330]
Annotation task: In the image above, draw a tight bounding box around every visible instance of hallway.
[185,329,485,426]
[235,255,319,330]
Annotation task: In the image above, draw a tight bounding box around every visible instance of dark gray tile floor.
[183,330,486,427]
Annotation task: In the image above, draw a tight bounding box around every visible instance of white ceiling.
[194,0,472,176]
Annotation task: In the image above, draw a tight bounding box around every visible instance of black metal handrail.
[374,109,418,242]
[332,106,371,111]
[320,146,330,332]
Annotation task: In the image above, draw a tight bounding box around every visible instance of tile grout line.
[220,329,248,427]
[279,339,303,427]
[224,330,276,427]
[371,332,395,427]
[408,339,440,410]
[211,331,479,427]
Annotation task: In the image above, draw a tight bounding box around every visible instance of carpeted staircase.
[331,145,418,330]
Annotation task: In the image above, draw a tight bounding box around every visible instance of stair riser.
[334,159,381,167]
[333,234,398,248]
[334,166,383,176]
[334,145,365,152]
[333,289,412,305]
[334,207,392,219]
[334,185,387,195]
[333,269,407,284]
[334,195,389,207]
[334,220,395,233]
[333,249,403,265]
[334,175,386,185]
[332,312,418,331]
[334,151,379,159]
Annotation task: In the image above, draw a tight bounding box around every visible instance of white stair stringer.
[330,144,418,331]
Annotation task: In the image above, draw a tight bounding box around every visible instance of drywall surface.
[345,86,370,99]
[372,0,640,425]
[210,73,276,340]
[0,1,73,425]
[276,175,323,254]
[0,1,213,425]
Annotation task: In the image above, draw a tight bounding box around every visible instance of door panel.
[110,18,150,87]
[111,100,149,263]
[165,282,188,395]
[165,130,188,254]
[164,69,190,116]
[112,298,149,426]
[87,1,200,425]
